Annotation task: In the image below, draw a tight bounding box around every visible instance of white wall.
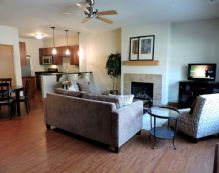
[43,35,79,47]
[121,23,171,104]
[80,28,121,94]
[168,19,219,102]
[19,38,45,74]
[0,25,22,85]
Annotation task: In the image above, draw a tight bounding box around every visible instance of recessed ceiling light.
[34,33,44,39]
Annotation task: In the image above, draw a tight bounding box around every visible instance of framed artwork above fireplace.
[129,35,155,61]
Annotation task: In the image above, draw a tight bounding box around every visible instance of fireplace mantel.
[123,60,159,66]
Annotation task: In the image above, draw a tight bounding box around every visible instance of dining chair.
[0,83,16,118]
[19,80,30,113]
[0,78,12,87]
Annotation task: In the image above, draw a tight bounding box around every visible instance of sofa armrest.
[112,100,143,147]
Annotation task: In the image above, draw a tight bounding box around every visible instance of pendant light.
[51,27,57,55]
[77,32,81,57]
[65,30,70,56]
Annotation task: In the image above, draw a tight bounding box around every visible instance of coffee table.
[147,106,180,150]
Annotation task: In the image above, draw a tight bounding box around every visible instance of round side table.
[147,106,180,150]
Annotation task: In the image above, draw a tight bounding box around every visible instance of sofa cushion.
[68,81,80,92]
[55,88,83,97]
[65,90,83,97]
[81,93,122,109]
[77,82,92,93]
[55,88,67,95]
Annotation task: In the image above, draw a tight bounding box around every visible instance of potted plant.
[106,53,121,94]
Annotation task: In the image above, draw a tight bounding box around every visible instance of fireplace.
[131,82,153,107]
[124,73,162,106]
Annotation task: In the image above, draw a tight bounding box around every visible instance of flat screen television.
[188,63,217,81]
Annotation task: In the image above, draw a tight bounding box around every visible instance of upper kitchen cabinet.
[39,47,63,65]
[39,46,79,65]
[39,48,49,65]
[57,46,69,57]
[53,54,62,65]
[70,46,79,65]
[56,46,79,65]
[19,42,27,65]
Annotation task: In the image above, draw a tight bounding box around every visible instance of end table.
[147,106,180,150]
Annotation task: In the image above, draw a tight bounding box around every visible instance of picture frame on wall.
[129,35,155,61]
[139,35,155,60]
[129,37,139,60]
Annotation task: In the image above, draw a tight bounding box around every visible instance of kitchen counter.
[22,76,35,78]
[35,71,92,90]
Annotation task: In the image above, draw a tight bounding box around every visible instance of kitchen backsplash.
[62,57,79,73]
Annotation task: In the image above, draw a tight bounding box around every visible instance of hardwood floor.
[0,92,217,173]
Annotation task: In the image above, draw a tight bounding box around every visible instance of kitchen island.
[35,71,92,90]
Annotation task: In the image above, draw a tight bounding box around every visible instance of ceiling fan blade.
[76,2,90,14]
[63,11,73,15]
[96,16,113,24]
[97,10,118,16]
[82,17,90,23]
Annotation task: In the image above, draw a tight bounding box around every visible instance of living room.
[0,0,219,172]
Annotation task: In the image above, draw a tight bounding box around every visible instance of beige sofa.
[44,91,143,152]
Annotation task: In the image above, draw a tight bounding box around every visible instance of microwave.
[42,56,53,65]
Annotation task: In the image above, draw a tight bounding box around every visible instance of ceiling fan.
[76,0,118,24]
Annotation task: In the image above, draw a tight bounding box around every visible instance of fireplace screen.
[131,82,153,106]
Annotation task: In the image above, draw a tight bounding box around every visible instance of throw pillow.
[77,78,90,85]
[117,94,134,106]
[77,82,92,93]
[55,88,67,95]
[81,93,121,109]
[68,81,79,92]
[65,90,84,97]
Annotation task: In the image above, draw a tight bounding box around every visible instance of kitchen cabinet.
[39,48,50,65]
[70,46,79,65]
[39,47,62,65]
[53,55,62,65]
[39,46,80,65]
[19,42,27,65]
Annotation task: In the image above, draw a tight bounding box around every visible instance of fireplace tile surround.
[124,73,162,105]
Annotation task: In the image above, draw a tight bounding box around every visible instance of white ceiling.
[1,0,219,39]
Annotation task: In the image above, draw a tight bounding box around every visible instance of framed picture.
[129,37,139,60]
[139,35,155,60]
[129,35,155,61]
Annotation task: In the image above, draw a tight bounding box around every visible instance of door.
[0,45,15,85]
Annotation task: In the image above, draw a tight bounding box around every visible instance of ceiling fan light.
[52,47,57,55]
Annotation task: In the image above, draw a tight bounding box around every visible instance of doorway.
[0,44,15,85]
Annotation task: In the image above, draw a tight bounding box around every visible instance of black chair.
[0,78,12,87]
[0,83,16,118]
[19,80,30,113]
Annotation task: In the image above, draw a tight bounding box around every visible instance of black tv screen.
[188,64,217,81]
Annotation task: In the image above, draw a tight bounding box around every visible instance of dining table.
[10,85,24,116]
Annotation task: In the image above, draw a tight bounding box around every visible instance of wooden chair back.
[24,80,30,98]
[0,82,10,102]
[0,78,12,87]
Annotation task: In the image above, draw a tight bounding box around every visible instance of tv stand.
[178,80,219,108]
